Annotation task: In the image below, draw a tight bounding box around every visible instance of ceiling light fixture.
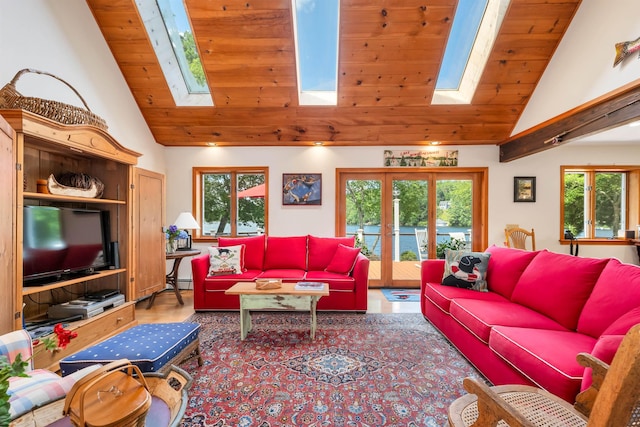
[207,142,217,147]
[543,135,563,145]
[314,141,323,146]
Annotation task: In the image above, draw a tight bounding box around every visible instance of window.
[432,0,510,105]
[193,168,268,239]
[561,166,640,241]
[291,0,340,106]
[136,0,213,106]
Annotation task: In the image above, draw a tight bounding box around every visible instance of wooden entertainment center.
[0,109,156,370]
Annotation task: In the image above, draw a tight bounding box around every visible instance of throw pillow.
[208,244,245,276]
[325,244,361,275]
[441,249,491,291]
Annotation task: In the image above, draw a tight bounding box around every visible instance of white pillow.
[208,245,245,276]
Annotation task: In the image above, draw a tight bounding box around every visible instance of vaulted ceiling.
[86,0,582,149]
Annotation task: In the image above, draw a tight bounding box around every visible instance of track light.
[544,135,562,145]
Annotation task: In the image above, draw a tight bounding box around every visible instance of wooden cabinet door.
[0,115,17,333]
[132,167,166,300]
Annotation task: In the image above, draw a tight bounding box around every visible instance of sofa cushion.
[203,270,262,290]
[207,245,245,276]
[325,244,361,274]
[305,270,356,291]
[442,250,491,291]
[510,251,609,330]
[580,306,640,391]
[264,235,308,270]
[219,235,265,270]
[258,269,306,280]
[489,326,597,402]
[577,259,640,338]
[484,245,540,299]
[307,235,356,271]
[450,299,568,344]
[423,282,508,313]
[601,306,640,336]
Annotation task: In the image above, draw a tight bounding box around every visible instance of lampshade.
[173,212,200,230]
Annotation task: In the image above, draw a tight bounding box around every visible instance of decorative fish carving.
[614,36,640,67]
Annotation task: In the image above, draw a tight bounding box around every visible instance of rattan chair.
[448,324,640,426]
[505,227,535,250]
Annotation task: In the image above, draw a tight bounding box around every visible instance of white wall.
[168,143,640,267]
[0,0,165,171]
[513,0,640,132]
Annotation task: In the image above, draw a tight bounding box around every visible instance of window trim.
[192,167,269,241]
[560,165,640,245]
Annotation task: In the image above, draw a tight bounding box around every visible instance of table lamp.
[173,212,200,250]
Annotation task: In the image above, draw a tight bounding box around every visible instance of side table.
[147,249,201,308]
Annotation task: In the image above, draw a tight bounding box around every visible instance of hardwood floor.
[135,288,421,324]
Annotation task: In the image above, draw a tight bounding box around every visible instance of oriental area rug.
[179,312,484,427]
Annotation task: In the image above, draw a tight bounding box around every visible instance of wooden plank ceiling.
[86,0,581,147]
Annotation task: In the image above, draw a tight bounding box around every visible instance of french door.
[336,168,487,288]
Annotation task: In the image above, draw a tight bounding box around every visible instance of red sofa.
[421,245,640,402]
[191,234,369,312]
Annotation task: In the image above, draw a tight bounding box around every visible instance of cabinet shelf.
[22,269,126,295]
[23,192,125,205]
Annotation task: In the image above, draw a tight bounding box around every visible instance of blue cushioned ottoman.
[60,322,201,376]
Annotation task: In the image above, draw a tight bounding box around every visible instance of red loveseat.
[421,245,640,403]
[191,234,369,312]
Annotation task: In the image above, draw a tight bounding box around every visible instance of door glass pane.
[345,180,381,280]
[391,180,428,281]
[237,174,266,236]
[436,180,472,258]
[595,172,625,238]
[202,173,231,237]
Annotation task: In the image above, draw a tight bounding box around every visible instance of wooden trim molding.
[499,78,640,162]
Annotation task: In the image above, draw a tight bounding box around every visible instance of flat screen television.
[23,206,111,284]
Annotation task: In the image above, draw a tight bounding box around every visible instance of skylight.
[136,0,213,106]
[433,0,510,105]
[292,0,340,106]
[436,0,489,90]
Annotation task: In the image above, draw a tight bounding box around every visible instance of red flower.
[53,323,78,349]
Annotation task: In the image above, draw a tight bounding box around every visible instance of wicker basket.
[0,68,108,130]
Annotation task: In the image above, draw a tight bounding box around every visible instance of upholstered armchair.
[1,329,99,421]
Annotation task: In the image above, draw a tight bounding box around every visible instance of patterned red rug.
[179,312,484,427]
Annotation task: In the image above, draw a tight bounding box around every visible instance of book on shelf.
[295,281,325,290]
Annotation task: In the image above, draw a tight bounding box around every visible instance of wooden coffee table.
[225,282,329,340]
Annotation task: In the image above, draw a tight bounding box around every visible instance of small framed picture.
[282,173,322,205]
[514,177,536,202]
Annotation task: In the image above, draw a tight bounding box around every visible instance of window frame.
[560,165,640,245]
[192,167,269,241]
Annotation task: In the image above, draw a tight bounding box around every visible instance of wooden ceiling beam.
[499,79,640,162]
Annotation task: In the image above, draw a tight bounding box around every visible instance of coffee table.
[224,282,329,340]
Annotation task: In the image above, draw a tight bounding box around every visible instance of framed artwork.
[514,176,536,202]
[282,173,322,205]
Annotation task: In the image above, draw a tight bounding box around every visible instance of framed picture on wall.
[514,176,536,202]
[282,173,322,205]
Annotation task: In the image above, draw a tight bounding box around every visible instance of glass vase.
[166,239,178,254]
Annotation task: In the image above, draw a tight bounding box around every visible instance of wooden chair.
[415,228,429,261]
[505,227,536,250]
[448,323,640,426]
